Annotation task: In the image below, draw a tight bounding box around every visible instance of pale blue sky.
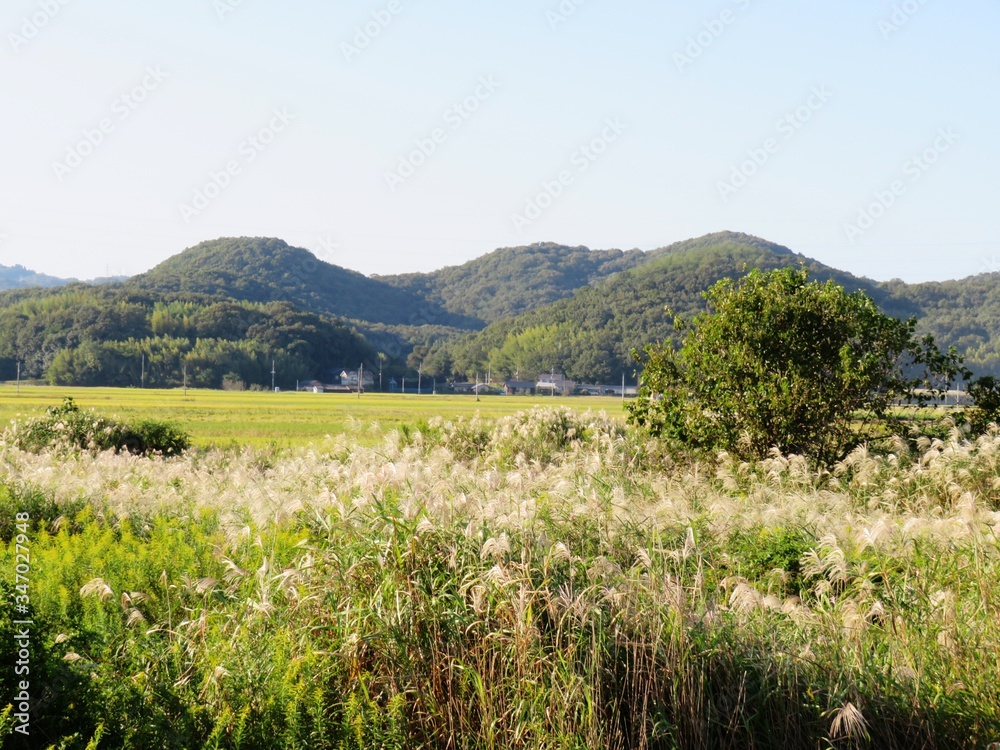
[1,0,997,282]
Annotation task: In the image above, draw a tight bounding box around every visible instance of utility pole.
[141,353,146,389]
[183,363,188,396]
[622,372,626,406]
[378,354,384,393]
[358,363,363,399]
[418,366,422,396]
[271,360,276,393]
[475,373,480,403]
[16,361,20,395]
[402,376,406,395]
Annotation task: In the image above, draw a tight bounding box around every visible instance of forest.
[5,233,1000,388]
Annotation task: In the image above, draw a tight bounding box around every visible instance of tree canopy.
[627,267,966,462]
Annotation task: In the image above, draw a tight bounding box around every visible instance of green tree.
[628,267,967,462]
[965,375,1000,435]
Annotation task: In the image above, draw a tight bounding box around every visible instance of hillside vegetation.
[377,242,646,324]
[0,264,75,291]
[127,237,478,330]
[7,232,1000,387]
[0,286,373,389]
[424,232,921,383]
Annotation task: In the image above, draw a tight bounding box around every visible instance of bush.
[965,375,1000,435]
[4,398,190,457]
[628,267,967,463]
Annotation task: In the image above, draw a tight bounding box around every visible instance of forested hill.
[7,231,1000,388]
[420,232,923,383]
[376,243,647,324]
[884,274,1000,376]
[0,263,76,290]
[0,284,374,389]
[125,237,480,329]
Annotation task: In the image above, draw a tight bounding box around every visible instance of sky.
[1,0,998,283]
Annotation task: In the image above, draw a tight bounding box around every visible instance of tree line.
[0,287,374,390]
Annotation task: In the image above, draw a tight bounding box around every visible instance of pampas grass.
[1,407,999,748]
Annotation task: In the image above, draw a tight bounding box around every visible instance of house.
[536,373,576,396]
[504,380,536,396]
[337,368,375,389]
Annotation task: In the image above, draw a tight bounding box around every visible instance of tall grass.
[1,407,999,748]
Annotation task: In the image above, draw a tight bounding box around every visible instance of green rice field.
[0,386,626,447]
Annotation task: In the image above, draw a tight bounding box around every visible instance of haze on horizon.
[1,0,997,284]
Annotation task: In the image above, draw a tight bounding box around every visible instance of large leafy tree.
[628,267,966,462]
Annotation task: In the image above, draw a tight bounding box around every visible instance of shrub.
[628,267,967,463]
[965,375,1000,435]
[4,398,190,457]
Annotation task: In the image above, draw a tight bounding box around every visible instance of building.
[504,380,536,396]
[337,368,375,389]
[536,373,576,396]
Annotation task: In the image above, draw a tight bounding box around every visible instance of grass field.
[2,393,999,748]
[0,386,626,447]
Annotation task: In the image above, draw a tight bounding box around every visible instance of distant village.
[297,369,638,397]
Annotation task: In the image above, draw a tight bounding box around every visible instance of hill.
[9,231,1000,388]
[423,232,921,383]
[126,237,479,330]
[0,283,374,389]
[0,263,76,290]
[376,242,647,324]
[884,273,1000,376]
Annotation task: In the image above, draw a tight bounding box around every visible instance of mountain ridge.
[5,232,1000,386]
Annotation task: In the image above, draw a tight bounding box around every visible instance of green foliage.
[0,482,88,543]
[5,397,190,456]
[0,280,374,388]
[965,375,1000,435]
[628,267,967,462]
[128,236,473,329]
[727,526,813,593]
[378,241,646,325]
[13,232,1000,390]
[434,232,917,383]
